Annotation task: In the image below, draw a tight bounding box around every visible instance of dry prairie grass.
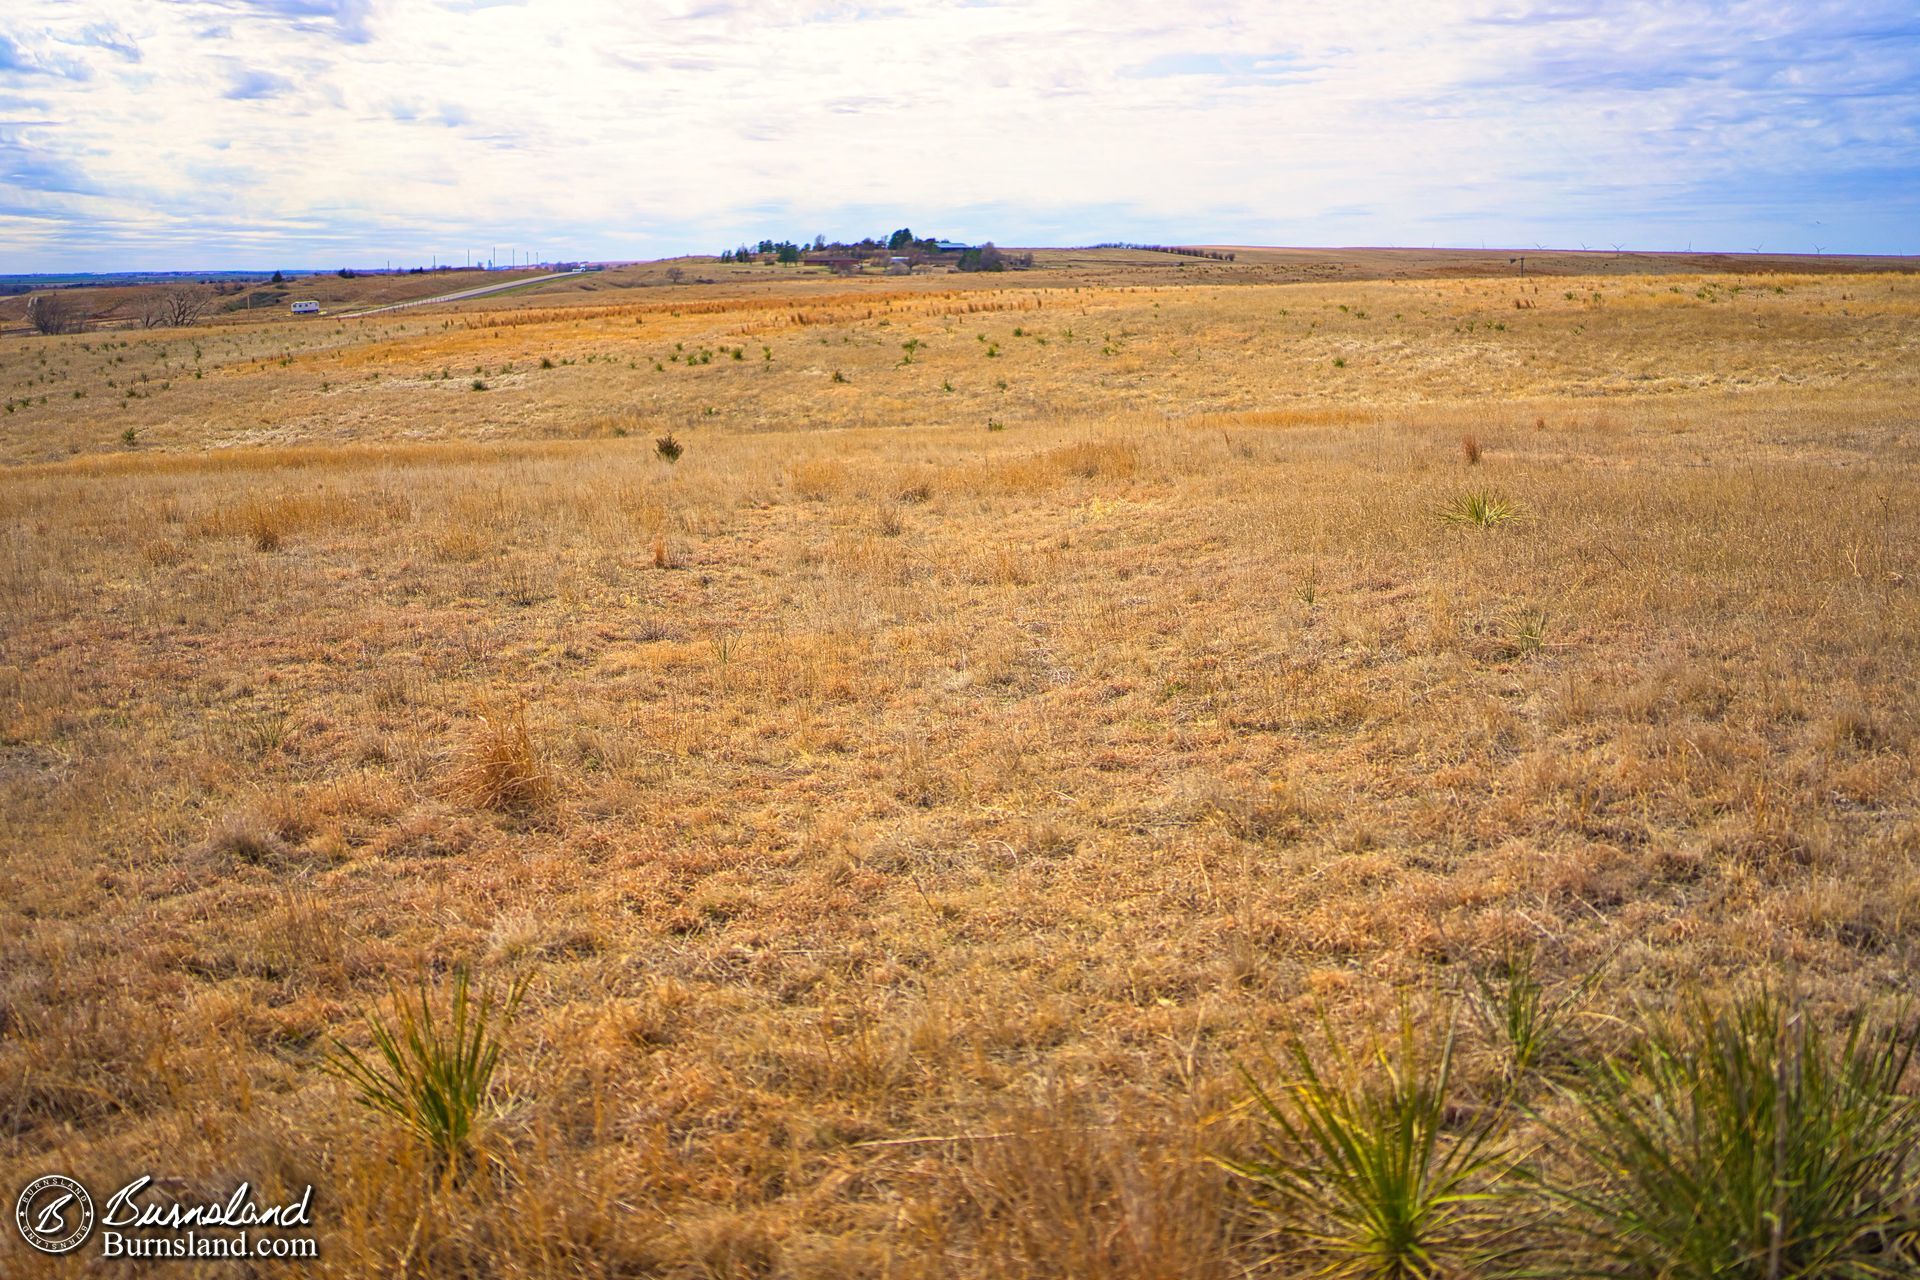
[4,268,1916,466]
[1,262,1917,1275]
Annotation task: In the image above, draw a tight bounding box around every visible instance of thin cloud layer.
[1,0,1915,269]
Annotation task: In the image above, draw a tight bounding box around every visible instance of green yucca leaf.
[322,966,529,1169]
[1467,944,1605,1084]
[1439,491,1522,528]
[1534,991,1920,1279]
[1218,1014,1519,1279]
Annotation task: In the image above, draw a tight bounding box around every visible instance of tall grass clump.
[447,705,555,815]
[1052,439,1140,480]
[1219,1016,1514,1278]
[1438,491,1520,528]
[960,1089,1234,1280]
[243,503,284,552]
[322,966,530,1171]
[1538,992,1920,1278]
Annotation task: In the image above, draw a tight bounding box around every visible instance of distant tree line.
[954,244,1032,272]
[1091,243,1237,261]
[716,228,1031,273]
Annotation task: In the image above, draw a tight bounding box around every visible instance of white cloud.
[0,0,1915,267]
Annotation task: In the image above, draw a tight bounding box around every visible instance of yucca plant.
[1439,491,1521,528]
[1466,944,1601,1085]
[1219,1016,1515,1278]
[323,966,529,1170]
[654,432,682,463]
[1538,992,1920,1278]
[1499,607,1551,658]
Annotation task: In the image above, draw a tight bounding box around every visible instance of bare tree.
[664,266,685,284]
[28,291,85,335]
[141,286,213,328]
[138,290,170,329]
[168,286,212,326]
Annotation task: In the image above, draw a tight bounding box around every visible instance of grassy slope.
[0,269,554,337]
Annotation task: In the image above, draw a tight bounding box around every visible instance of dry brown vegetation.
[0,268,565,338]
[2,256,1918,1275]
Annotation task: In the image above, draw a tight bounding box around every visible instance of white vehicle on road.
[290,300,320,315]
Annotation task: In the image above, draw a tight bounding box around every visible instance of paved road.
[337,269,585,317]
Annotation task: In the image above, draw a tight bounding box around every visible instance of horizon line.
[7,243,1918,280]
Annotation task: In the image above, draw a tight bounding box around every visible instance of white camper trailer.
[290,300,320,315]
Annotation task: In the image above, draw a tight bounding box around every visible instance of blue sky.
[1,1,1916,270]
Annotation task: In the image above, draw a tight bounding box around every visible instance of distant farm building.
[933,241,971,252]
[290,300,320,315]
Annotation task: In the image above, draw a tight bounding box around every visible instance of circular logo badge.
[15,1175,95,1255]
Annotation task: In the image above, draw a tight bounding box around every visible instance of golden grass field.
[2,254,1918,1275]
